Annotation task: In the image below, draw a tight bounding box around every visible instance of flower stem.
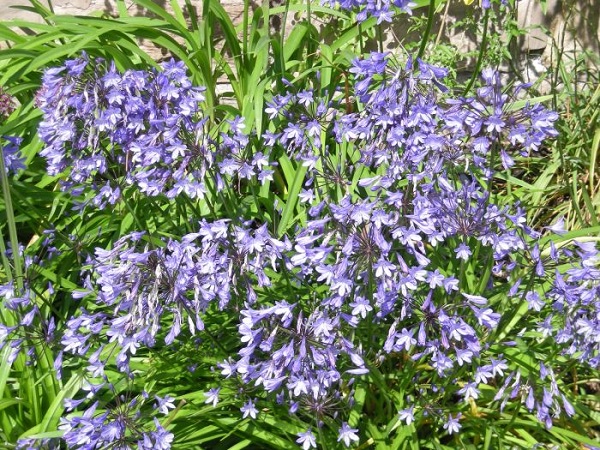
[0,144,23,290]
[463,8,490,96]
[417,0,437,61]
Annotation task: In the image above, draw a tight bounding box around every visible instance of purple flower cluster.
[492,362,577,430]
[37,54,203,206]
[0,278,60,371]
[261,53,551,369]
[321,0,415,23]
[1,136,25,174]
[62,220,289,375]
[340,57,557,182]
[545,242,600,368]
[29,51,599,448]
[37,55,273,209]
[246,53,591,437]
[58,389,174,449]
[264,88,336,172]
[0,88,23,175]
[230,300,367,418]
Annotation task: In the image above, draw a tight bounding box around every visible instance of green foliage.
[0,0,598,449]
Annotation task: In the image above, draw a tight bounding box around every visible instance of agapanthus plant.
[0,280,60,368]
[37,54,273,210]
[321,0,415,23]
[1,136,25,175]
[26,50,599,449]
[0,88,25,175]
[57,386,174,450]
[227,53,592,442]
[61,219,289,376]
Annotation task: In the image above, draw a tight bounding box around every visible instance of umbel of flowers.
[4,47,597,449]
[37,54,273,210]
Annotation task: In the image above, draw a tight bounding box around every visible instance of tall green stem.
[417,0,437,61]
[279,0,291,84]
[463,7,490,96]
[243,0,249,68]
[0,144,23,290]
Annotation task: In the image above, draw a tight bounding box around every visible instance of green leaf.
[129,0,199,52]
[549,426,600,447]
[276,162,307,237]
[331,17,377,52]
[37,373,84,434]
[0,398,24,411]
[283,22,312,63]
[207,1,241,64]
